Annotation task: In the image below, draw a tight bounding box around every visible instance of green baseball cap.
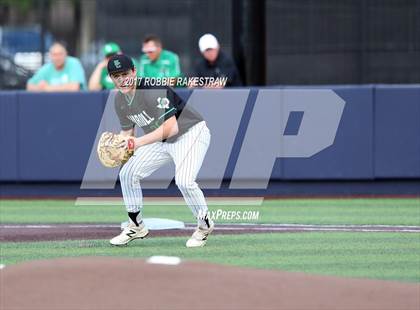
[103,42,121,57]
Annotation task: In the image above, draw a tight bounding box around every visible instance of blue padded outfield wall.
[0,86,419,184]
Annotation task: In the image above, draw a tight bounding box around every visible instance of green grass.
[1,232,419,282]
[1,198,419,225]
[1,198,419,282]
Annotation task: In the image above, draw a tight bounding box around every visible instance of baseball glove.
[97,132,135,168]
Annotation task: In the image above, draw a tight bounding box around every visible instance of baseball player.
[106,54,213,247]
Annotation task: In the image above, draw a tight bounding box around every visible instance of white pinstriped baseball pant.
[119,121,211,222]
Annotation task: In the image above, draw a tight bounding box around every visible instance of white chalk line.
[1,223,419,233]
[75,197,264,206]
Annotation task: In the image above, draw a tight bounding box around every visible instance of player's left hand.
[97,132,135,167]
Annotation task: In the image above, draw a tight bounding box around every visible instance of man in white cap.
[193,33,242,87]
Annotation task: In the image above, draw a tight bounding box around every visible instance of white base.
[147,256,181,265]
[121,218,185,230]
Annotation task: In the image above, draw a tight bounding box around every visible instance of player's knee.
[119,165,130,182]
[175,178,197,191]
[119,164,138,183]
[120,165,148,187]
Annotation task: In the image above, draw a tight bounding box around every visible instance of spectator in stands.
[89,42,121,90]
[193,33,242,87]
[137,35,181,79]
[26,42,86,91]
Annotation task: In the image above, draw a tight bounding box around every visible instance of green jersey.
[100,67,115,89]
[137,49,181,78]
[28,56,87,90]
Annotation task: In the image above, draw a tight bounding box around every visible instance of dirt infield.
[1,223,419,242]
[1,257,419,310]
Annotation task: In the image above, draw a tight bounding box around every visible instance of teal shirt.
[28,56,87,90]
